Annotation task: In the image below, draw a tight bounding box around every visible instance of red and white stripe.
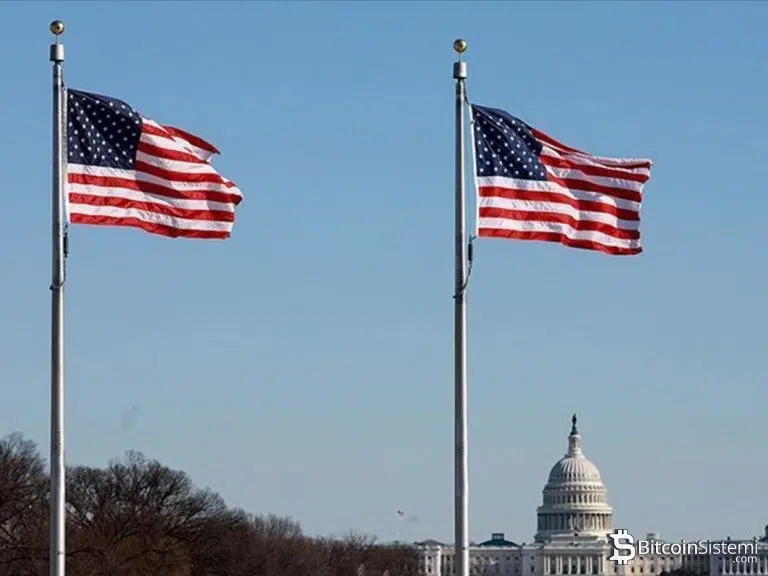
[66,118,243,239]
[474,123,652,256]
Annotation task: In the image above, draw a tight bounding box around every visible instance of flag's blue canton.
[67,89,142,169]
[471,105,547,181]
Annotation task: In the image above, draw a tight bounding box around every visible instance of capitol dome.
[534,415,613,543]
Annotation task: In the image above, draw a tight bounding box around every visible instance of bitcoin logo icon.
[608,529,636,565]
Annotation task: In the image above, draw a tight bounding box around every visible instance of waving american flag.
[471,104,651,256]
[66,88,243,239]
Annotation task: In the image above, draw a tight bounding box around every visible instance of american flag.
[470,104,652,256]
[66,89,243,239]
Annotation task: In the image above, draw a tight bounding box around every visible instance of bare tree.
[0,435,421,576]
[65,451,226,575]
[0,433,48,575]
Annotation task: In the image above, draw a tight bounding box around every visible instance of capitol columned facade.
[413,416,768,576]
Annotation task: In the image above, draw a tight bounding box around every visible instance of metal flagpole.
[452,38,469,576]
[49,19,67,576]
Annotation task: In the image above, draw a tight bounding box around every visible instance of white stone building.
[413,416,768,576]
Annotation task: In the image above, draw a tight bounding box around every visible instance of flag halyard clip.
[452,235,475,300]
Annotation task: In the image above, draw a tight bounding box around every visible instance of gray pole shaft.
[50,40,66,576]
[453,59,469,576]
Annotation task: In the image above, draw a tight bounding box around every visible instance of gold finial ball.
[453,38,468,54]
[50,20,65,36]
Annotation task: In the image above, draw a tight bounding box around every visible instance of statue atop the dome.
[570,414,578,435]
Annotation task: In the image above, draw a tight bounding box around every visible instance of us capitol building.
[412,416,768,576]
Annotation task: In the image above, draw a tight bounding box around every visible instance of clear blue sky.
[2,1,766,545]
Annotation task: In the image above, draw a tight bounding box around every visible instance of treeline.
[0,432,418,576]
